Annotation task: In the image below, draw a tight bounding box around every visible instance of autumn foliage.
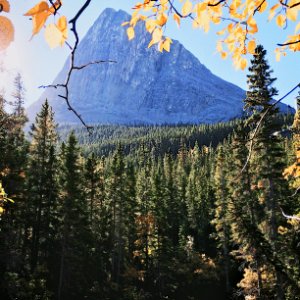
[0,0,299,68]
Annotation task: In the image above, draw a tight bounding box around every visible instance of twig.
[280,0,300,9]
[277,40,300,47]
[254,0,266,15]
[168,0,192,18]
[73,60,116,70]
[49,0,62,15]
[280,207,300,221]
[208,0,226,7]
[40,0,116,133]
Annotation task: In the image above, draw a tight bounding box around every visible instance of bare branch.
[208,0,226,7]
[168,0,192,18]
[40,0,115,132]
[277,40,300,47]
[73,60,116,71]
[280,207,300,222]
[280,0,300,8]
[48,0,62,15]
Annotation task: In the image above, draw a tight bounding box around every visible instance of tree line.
[0,46,299,299]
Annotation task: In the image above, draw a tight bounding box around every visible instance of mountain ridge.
[27,8,293,125]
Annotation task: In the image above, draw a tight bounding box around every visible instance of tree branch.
[253,0,266,15]
[277,40,300,47]
[48,0,62,15]
[280,207,300,221]
[40,0,116,133]
[208,0,226,7]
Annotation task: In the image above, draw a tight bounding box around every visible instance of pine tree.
[244,45,294,298]
[57,132,93,300]
[212,144,232,293]
[27,100,58,274]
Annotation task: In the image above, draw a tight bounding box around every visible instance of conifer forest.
[0,47,300,299]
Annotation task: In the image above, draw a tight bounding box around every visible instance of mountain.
[27,8,293,125]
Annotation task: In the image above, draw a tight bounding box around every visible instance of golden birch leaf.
[0,0,10,13]
[275,49,281,62]
[240,58,247,70]
[247,40,256,54]
[57,16,68,46]
[173,13,181,27]
[127,26,135,40]
[44,23,63,48]
[182,0,193,16]
[0,16,14,51]
[258,0,267,13]
[156,13,168,27]
[221,51,227,59]
[286,8,298,22]
[276,15,286,28]
[268,3,280,21]
[163,37,172,52]
[152,27,163,44]
[32,11,49,35]
[24,1,49,16]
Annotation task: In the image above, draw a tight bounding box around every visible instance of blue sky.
[0,0,299,108]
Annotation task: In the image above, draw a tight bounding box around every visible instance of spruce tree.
[27,100,58,274]
[244,45,293,298]
[57,132,93,300]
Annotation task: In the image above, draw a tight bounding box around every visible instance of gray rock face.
[27,8,292,125]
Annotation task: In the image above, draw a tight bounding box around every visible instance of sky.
[0,0,299,109]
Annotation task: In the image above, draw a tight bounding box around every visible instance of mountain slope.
[27,8,291,125]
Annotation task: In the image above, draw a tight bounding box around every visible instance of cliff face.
[28,8,252,124]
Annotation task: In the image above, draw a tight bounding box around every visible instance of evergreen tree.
[27,100,58,273]
[212,145,232,293]
[244,45,295,298]
[57,132,93,300]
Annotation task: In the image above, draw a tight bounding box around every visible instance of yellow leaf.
[247,40,256,54]
[57,16,68,45]
[32,11,49,35]
[240,58,247,70]
[173,13,181,27]
[0,15,14,51]
[127,26,135,40]
[268,3,280,21]
[145,19,156,33]
[295,22,300,33]
[275,50,281,61]
[44,23,63,48]
[163,40,171,52]
[287,8,298,22]
[0,0,10,12]
[216,41,223,52]
[216,28,226,35]
[221,51,227,59]
[258,0,267,13]
[196,2,207,17]
[276,15,286,28]
[156,13,168,27]
[24,1,49,16]
[152,27,163,44]
[121,21,130,26]
[182,0,193,16]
